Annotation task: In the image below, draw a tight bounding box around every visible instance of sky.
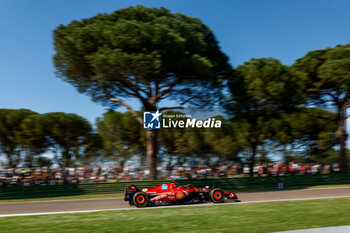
[1,0,350,125]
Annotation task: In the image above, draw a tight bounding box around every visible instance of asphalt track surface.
[0,187,350,217]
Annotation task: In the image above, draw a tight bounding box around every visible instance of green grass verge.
[233,183,350,192]
[0,193,124,203]
[1,198,350,233]
[303,183,350,189]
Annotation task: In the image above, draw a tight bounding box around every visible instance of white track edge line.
[0,197,123,205]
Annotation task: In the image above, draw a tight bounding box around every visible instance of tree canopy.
[271,107,337,163]
[17,114,48,167]
[53,6,231,179]
[96,111,145,166]
[0,110,94,168]
[0,109,37,167]
[293,44,350,172]
[43,112,92,167]
[225,58,302,176]
[53,6,230,111]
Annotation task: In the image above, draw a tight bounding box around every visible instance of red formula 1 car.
[124,182,240,208]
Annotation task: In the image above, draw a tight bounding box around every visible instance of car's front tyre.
[210,188,225,203]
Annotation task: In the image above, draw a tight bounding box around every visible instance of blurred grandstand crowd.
[0,162,341,187]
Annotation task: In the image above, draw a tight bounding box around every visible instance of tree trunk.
[109,98,160,179]
[7,156,15,168]
[63,150,71,167]
[337,107,348,173]
[249,145,257,177]
[283,145,289,166]
[120,160,126,170]
[139,152,146,167]
[7,152,20,168]
[146,129,158,179]
[24,151,34,168]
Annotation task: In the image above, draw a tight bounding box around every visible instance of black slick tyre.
[210,188,225,203]
[133,192,149,208]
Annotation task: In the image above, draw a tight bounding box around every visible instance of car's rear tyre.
[133,192,149,208]
[210,188,225,203]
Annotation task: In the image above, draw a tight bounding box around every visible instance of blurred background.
[1,0,350,185]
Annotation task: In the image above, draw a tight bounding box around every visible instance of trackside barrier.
[0,173,349,200]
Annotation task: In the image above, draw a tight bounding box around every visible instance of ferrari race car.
[124,182,240,208]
